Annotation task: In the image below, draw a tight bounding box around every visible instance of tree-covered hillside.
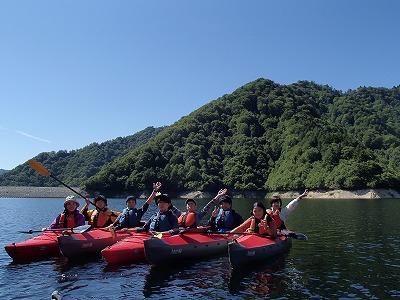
[83,79,400,196]
[0,126,165,187]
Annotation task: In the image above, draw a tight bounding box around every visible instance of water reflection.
[228,253,289,297]
[144,257,232,298]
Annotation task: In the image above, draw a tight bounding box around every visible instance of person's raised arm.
[201,188,227,216]
[297,189,308,201]
[145,182,162,205]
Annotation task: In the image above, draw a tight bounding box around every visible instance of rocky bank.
[1,186,399,199]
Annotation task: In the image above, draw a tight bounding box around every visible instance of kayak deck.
[57,228,137,259]
[228,234,292,269]
[101,233,150,265]
[144,232,234,265]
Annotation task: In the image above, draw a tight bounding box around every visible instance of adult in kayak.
[43,195,85,230]
[230,202,277,238]
[177,188,228,228]
[136,194,179,235]
[267,189,308,230]
[81,195,120,228]
[207,195,244,232]
[108,182,162,230]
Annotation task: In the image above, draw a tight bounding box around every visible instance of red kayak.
[4,225,92,262]
[143,232,234,265]
[57,228,139,259]
[101,232,151,264]
[228,234,292,268]
[4,231,63,262]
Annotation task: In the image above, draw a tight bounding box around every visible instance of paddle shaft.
[50,174,87,200]
[28,159,106,213]
[184,230,308,240]
[20,225,91,234]
[52,173,113,213]
[49,173,119,216]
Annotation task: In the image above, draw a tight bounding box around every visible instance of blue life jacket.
[215,208,242,230]
[118,208,141,228]
[149,210,178,232]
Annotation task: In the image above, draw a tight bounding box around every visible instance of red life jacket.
[178,211,196,228]
[57,213,78,229]
[267,208,286,230]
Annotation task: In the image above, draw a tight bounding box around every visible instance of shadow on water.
[228,252,290,297]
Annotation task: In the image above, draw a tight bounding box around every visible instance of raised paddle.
[28,159,106,213]
[19,224,92,234]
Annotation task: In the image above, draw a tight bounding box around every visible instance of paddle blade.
[281,230,308,240]
[151,232,163,239]
[108,227,116,238]
[19,229,41,234]
[28,159,51,176]
[290,232,308,240]
[71,225,92,234]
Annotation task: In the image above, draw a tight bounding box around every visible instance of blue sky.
[1,1,399,170]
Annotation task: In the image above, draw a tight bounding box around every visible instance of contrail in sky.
[15,130,51,143]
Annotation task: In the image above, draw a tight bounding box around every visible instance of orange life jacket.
[178,211,196,228]
[89,210,112,228]
[248,216,271,235]
[57,213,78,229]
[267,208,286,230]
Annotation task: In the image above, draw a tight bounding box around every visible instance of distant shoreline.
[1,186,399,199]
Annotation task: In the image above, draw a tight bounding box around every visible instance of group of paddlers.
[44,182,308,237]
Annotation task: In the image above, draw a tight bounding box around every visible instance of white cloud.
[15,130,51,143]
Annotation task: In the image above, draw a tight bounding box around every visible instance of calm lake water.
[1,197,399,299]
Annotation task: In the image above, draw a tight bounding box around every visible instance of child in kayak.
[81,195,120,228]
[136,194,179,235]
[108,182,162,230]
[230,202,277,238]
[178,188,228,228]
[43,195,85,230]
[207,195,244,232]
[268,189,308,230]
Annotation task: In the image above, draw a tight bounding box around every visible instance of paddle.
[280,230,308,240]
[19,224,92,234]
[28,159,106,213]
[150,226,211,239]
[183,230,308,240]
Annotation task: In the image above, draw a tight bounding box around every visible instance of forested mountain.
[2,79,399,196]
[0,126,165,187]
[83,79,400,196]
[0,169,8,175]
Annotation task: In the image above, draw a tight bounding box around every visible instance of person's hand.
[41,227,47,232]
[84,198,91,206]
[299,189,308,199]
[215,188,227,199]
[211,206,219,217]
[153,182,162,192]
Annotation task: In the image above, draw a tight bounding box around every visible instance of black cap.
[125,196,136,203]
[219,195,232,205]
[155,194,171,204]
[185,198,197,205]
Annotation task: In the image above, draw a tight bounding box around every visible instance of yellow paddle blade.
[108,227,116,238]
[152,232,162,239]
[28,159,51,176]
